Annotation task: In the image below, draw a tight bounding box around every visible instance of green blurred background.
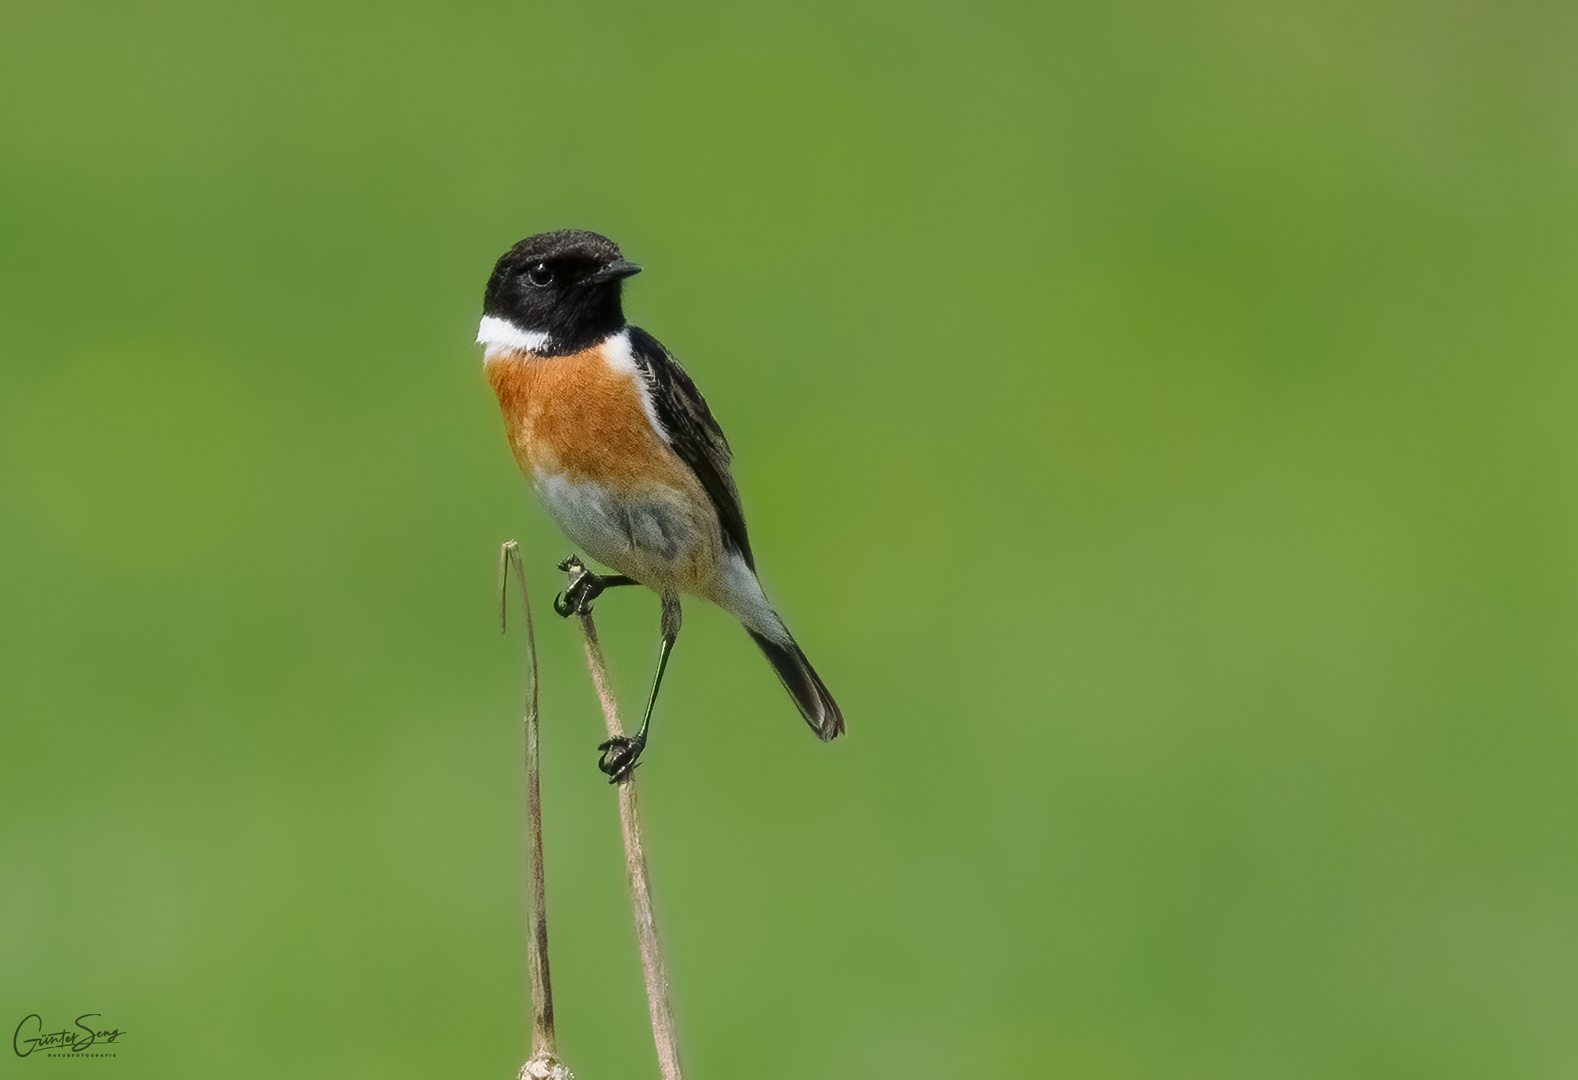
[3,0,1577,1076]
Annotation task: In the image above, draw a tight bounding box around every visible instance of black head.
[481,229,641,355]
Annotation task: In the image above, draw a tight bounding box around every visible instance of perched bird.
[477,229,844,779]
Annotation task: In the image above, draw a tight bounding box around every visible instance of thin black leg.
[598,593,682,782]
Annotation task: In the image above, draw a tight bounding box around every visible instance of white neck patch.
[477,315,551,357]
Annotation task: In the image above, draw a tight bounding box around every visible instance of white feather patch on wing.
[602,327,671,444]
[477,315,551,356]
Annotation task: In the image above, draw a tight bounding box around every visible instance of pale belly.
[533,471,722,593]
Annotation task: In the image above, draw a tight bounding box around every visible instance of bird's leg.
[554,555,640,617]
[598,593,682,783]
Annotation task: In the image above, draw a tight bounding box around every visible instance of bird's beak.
[584,259,642,285]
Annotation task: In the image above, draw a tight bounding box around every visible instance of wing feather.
[626,325,756,571]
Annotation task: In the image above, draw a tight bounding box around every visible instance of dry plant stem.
[499,542,572,1080]
[576,612,684,1080]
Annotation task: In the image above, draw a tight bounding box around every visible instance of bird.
[476,229,844,780]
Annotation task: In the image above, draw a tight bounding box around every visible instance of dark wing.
[627,325,756,571]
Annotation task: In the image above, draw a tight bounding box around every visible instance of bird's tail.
[746,626,845,741]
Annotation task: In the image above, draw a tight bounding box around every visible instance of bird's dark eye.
[525,263,553,287]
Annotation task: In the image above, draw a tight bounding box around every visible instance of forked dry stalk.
[500,542,573,1080]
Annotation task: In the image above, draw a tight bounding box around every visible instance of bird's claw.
[597,734,646,783]
[554,555,606,617]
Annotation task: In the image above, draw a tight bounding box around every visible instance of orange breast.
[486,343,690,493]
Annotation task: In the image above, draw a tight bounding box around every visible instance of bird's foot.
[555,556,608,617]
[596,733,647,783]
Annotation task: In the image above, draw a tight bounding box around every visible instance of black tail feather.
[746,628,845,740]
